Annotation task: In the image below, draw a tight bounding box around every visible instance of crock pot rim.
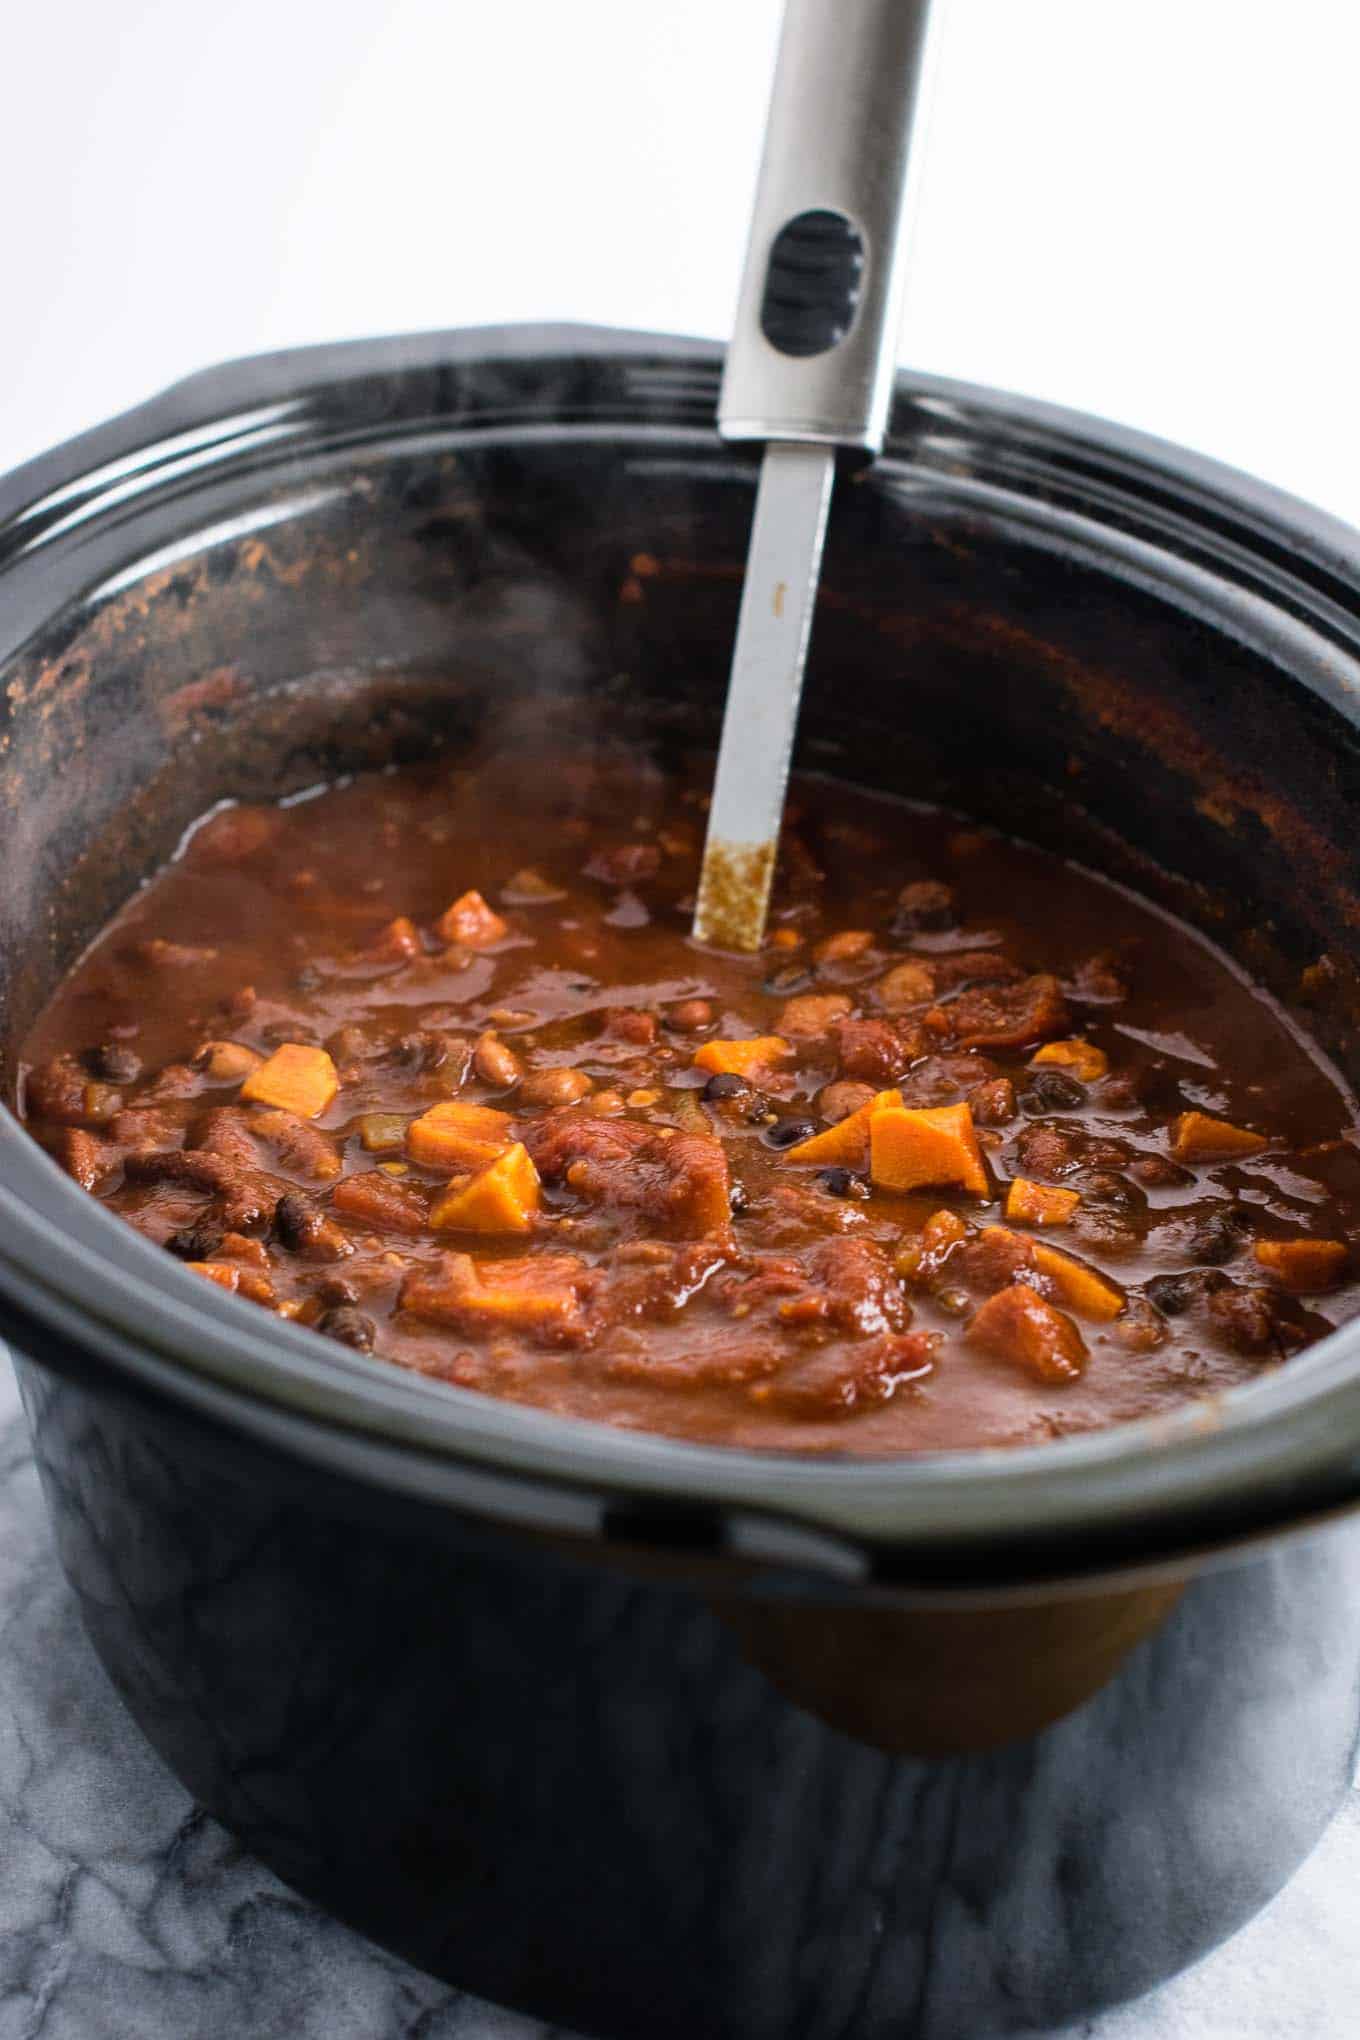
[5,319,1360,1580]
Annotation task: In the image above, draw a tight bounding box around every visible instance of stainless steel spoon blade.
[692,440,835,952]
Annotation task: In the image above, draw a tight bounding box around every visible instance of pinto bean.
[815,1080,877,1124]
[813,929,874,967]
[473,1031,522,1089]
[518,1066,594,1108]
[315,1305,376,1351]
[85,1042,142,1084]
[197,1040,264,1082]
[892,880,956,934]
[666,999,714,1033]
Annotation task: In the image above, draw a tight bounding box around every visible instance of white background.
[4,0,1359,528]
[3,8,1360,2027]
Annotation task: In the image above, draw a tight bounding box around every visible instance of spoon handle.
[719,0,941,455]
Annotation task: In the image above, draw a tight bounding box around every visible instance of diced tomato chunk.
[927,974,1069,1051]
[57,1127,115,1190]
[832,1017,926,1085]
[526,1109,731,1239]
[331,1169,429,1235]
[968,1283,1087,1383]
[400,1251,598,1344]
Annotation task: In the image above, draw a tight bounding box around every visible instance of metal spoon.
[693,0,941,952]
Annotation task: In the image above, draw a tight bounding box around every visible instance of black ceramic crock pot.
[3,326,1360,2039]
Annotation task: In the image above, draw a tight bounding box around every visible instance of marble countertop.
[2,1357,1357,2040]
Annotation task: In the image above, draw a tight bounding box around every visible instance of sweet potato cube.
[186,1260,276,1306]
[922,1208,969,1253]
[239,1043,338,1119]
[406,1100,512,1172]
[187,1259,240,1291]
[693,1035,793,1079]
[430,1143,542,1233]
[216,1232,270,1267]
[1254,1237,1348,1291]
[436,889,508,948]
[1030,1240,1124,1320]
[895,1207,969,1282]
[368,915,423,961]
[968,1282,1087,1383]
[1172,1111,1268,1162]
[1031,1037,1109,1083]
[869,1103,988,1196]
[1005,1177,1081,1227]
[785,1089,902,1168]
[358,1112,409,1153]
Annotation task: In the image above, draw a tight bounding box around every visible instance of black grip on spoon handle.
[719,0,941,455]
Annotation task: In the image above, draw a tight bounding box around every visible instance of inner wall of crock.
[5,430,1360,1102]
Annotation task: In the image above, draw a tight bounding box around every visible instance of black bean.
[166,1224,224,1261]
[295,964,325,993]
[273,1191,319,1250]
[1021,1070,1088,1115]
[729,1181,751,1215]
[1145,1270,1227,1316]
[891,880,957,935]
[703,1072,748,1101]
[1137,1068,1185,1116]
[85,1042,142,1084]
[317,1274,360,1307]
[763,965,813,996]
[1144,1274,1193,1316]
[817,1166,869,1199]
[1186,1208,1250,1266]
[765,1118,819,1151]
[392,1030,436,1070]
[315,1305,376,1352]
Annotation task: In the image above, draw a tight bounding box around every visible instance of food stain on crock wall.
[967,611,1360,931]
[620,551,1360,1061]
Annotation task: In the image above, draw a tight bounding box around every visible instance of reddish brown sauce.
[18,747,1360,1454]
